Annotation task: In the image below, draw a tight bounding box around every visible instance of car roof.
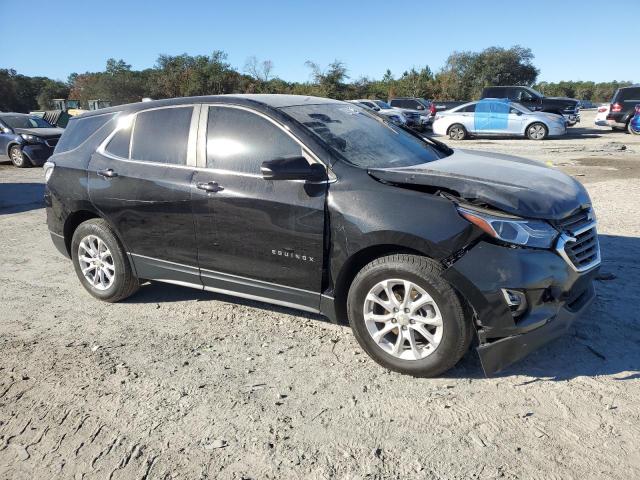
[74,94,342,119]
[0,112,32,117]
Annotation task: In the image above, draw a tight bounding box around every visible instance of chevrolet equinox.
[45,95,600,376]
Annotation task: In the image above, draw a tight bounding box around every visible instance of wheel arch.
[62,209,102,256]
[331,244,432,325]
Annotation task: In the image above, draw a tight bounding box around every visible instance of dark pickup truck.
[606,85,640,132]
[481,86,581,126]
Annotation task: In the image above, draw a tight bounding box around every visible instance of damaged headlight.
[457,206,558,248]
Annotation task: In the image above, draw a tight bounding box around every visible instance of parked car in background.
[432,101,468,113]
[347,99,407,125]
[594,104,610,126]
[578,100,596,109]
[481,86,581,126]
[45,94,600,377]
[606,85,640,133]
[432,99,567,140]
[629,104,640,135]
[0,113,64,167]
[388,97,434,130]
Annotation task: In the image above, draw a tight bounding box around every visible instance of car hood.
[368,149,591,220]
[14,127,64,138]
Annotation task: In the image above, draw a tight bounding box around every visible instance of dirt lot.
[1,109,639,479]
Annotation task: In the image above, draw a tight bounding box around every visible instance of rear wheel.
[526,122,548,140]
[71,218,139,302]
[448,124,467,140]
[9,145,30,168]
[347,254,473,377]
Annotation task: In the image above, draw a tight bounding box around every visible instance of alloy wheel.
[528,124,546,140]
[10,147,24,167]
[78,235,115,291]
[363,279,443,360]
[449,126,465,140]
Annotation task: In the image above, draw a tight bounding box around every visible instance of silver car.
[432,99,567,140]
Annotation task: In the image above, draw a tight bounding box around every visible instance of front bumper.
[443,241,599,375]
[564,113,580,125]
[22,143,55,166]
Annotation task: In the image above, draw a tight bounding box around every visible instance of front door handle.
[196,181,224,193]
[97,168,118,178]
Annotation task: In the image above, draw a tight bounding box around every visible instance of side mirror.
[515,110,523,116]
[261,156,327,182]
[1,127,11,134]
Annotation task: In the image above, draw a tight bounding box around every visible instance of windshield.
[416,98,431,108]
[281,103,448,169]
[526,87,543,98]
[1,115,53,129]
[373,100,392,110]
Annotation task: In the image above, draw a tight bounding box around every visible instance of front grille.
[554,208,600,271]
[45,138,59,147]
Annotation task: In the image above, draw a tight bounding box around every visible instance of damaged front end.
[368,152,601,375]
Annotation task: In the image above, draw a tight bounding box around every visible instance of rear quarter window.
[54,113,115,154]
[615,88,640,102]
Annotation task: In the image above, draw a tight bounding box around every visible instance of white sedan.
[432,100,567,140]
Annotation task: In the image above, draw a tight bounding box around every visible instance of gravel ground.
[1,110,639,479]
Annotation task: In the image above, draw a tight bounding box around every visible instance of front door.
[191,105,327,311]
[88,105,201,284]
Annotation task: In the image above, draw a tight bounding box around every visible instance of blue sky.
[3,0,638,83]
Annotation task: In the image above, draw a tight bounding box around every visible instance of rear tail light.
[611,103,623,112]
[429,104,436,115]
[635,105,640,114]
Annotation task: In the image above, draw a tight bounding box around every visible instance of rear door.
[88,105,201,285]
[191,104,327,311]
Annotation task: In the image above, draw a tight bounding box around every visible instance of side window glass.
[463,104,476,113]
[206,106,302,174]
[55,113,115,153]
[131,107,193,165]
[105,124,132,158]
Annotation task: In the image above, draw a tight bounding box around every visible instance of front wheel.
[71,218,139,302]
[526,122,548,140]
[448,124,467,140]
[347,254,473,377]
[9,145,30,168]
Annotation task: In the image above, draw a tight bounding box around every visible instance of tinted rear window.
[55,113,115,153]
[105,125,132,159]
[613,87,640,102]
[131,107,193,165]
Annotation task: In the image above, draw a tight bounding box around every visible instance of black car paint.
[45,94,598,375]
[606,86,640,128]
[0,115,63,166]
[481,86,580,116]
[368,149,592,220]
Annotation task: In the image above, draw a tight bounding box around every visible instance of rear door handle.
[97,168,118,178]
[196,181,224,193]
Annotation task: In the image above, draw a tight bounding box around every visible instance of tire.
[526,122,548,140]
[448,123,467,140]
[9,145,30,168]
[71,218,139,302]
[347,254,473,377]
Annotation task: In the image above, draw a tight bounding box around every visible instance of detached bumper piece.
[443,240,599,376]
[477,283,594,374]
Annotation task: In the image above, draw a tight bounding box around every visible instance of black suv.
[481,86,581,126]
[45,95,600,376]
[388,98,434,130]
[0,113,63,167]
[606,85,640,132]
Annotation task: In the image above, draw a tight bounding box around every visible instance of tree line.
[0,45,633,113]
